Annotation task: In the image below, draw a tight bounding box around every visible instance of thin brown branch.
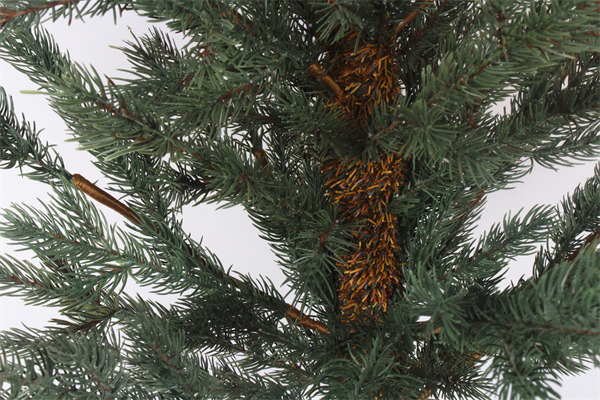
[7,274,46,290]
[284,305,330,334]
[422,16,597,112]
[492,315,600,337]
[0,0,77,25]
[64,307,123,333]
[249,129,270,170]
[72,174,141,224]
[317,221,336,253]
[399,0,448,55]
[218,83,253,102]
[530,320,600,337]
[308,63,344,99]
[565,226,600,262]
[394,0,434,35]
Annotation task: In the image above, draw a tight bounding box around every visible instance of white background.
[0,12,598,399]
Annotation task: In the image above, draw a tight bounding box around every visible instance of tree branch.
[72,174,331,334]
[565,226,600,262]
[394,0,434,35]
[72,173,141,224]
[308,63,344,99]
[0,0,77,26]
[284,305,330,334]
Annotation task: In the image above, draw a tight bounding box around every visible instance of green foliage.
[0,328,126,399]
[0,0,599,399]
[0,86,69,183]
[480,245,600,400]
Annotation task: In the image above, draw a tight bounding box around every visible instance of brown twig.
[249,129,270,169]
[0,0,77,25]
[72,174,141,224]
[218,83,253,102]
[7,274,46,290]
[565,227,600,262]
[530,320,600,337]
[308,63,344,99]
[285,305,330,334]
[399,0,448,56]
[394,0,434,35]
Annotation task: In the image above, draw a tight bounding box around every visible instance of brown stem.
[565,227,600,262]
[285,305,330,334]
[394,0,433,35]
[308,63,344,99]
[400,1,448,56]
[0,0,77,25]
[7,274,46,290]
[72,174,141,224]
[529,320,600,337]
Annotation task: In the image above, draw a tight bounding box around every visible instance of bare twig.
[285,305,330,334]
[394,0,434,35]
[308,63,344,99]
[72,174,141,224]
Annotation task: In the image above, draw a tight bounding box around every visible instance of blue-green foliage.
[0,0,599,398]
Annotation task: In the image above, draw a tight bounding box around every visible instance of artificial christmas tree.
[1,1,600,399]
